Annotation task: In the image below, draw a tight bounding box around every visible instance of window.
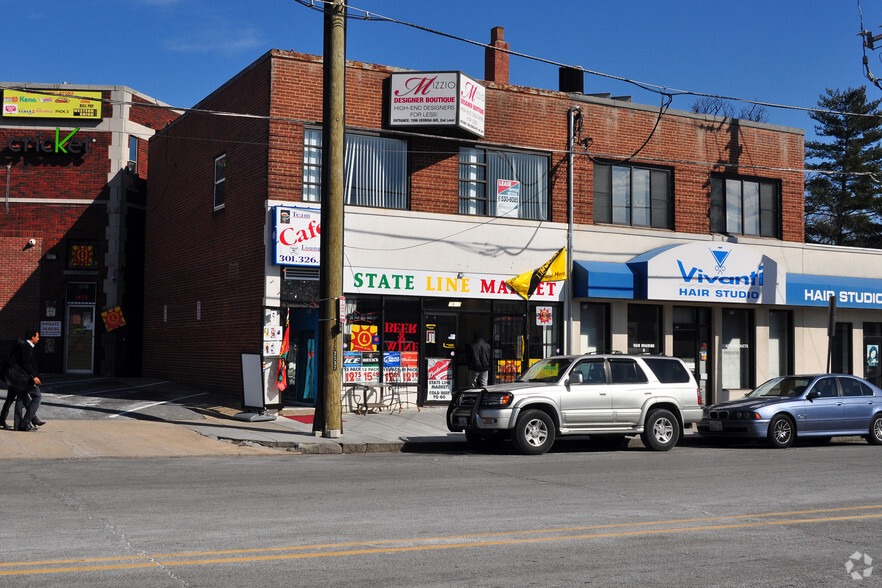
[580,302,610,354]
[459,147,549,220]
[213,154,226,210]
[594,163,672,229]
[710,176,779,238]
[571,359,606,384]
[303,129,408,209]
[722,308,754,389]
[769,309,793,378]
[128,135,138,174]
[609,359,648,384]
[627,304,662,355]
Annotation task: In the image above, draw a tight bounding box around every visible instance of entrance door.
[673,306,712,404]
[65,306,95,373]
[425,313,457,401]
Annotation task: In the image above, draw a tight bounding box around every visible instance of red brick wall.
[266,52,804,240]
[0,130,112,370]
[144,55,272,390]
[145,50,805,393]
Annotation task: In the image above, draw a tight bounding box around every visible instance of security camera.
[27,238,36,246]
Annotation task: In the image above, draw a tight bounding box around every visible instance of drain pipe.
[4,164,10,213]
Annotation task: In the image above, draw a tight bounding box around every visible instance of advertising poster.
[343,351,363,383]
[496,180,520,218]
[427,358,453,401]
[274,205,321,266]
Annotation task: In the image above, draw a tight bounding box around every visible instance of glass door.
[424,313,457,402]
[65,306,95,373]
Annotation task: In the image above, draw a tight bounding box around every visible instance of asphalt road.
[2,439,880,586]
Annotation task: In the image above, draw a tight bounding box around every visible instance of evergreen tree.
[805,87,882,247]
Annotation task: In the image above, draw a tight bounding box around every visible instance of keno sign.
[388,71,485,137]
[274,206,320,267]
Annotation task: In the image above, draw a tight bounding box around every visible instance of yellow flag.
[506,247,567,300]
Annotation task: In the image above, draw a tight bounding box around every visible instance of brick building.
[1,84,172,375]
[144,28,882,409]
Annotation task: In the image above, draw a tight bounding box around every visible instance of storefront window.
[832,323,853,374]
[382,297,420,383]
[627,304,662,355]
[580,303,609,354]
[722,308,754,390]
[343,296,382,384]
[769,309,792,378]
[864,322,882,387]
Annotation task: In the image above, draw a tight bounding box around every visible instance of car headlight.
[732,411,760,420]
[482,393,513,407]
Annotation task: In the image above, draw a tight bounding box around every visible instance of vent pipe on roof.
[559,67,584,93]
[485,27,509,85]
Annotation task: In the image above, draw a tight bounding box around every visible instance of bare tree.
[691,97,768,122]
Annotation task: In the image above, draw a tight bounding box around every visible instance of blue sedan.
[697,374,882,448]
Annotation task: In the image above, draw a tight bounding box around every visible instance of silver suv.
[446,354,702,455]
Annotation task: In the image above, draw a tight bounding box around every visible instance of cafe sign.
[273,206,320,267]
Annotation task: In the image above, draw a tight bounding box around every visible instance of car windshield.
[518,358,574,383]
[747,376,814,398]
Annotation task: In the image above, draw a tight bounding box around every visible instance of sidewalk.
[0,376,467,459]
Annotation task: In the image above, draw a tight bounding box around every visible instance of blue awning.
[573,261,635,299]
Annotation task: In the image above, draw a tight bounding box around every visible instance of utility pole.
[314,0,346,438]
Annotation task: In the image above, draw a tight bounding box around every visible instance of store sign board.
[388,71,485,137]
[273,206,320,267]
[786,273,882,309]
[3,89,102,119]
[628,243,783,304]
[346,267,565,302]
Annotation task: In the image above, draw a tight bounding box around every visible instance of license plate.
[710,420,723,431]
[455,416,468,427]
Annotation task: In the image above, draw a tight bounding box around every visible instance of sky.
[4,0,881,144]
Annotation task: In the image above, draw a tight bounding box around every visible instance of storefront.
[265,205,564,408]
[574,240,882,404]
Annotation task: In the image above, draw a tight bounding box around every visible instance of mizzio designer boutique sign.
[388,71,485,137]
[627,243,784,305]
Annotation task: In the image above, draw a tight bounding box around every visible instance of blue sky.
[4,1,880,142]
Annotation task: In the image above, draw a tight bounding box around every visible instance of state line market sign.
[346,267,565,302]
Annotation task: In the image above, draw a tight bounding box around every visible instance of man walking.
[467,332,492,388]
[7,330,45,431]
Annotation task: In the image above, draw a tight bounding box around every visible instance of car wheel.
[867,414,882,445]
[641,409,680,451]
[767,414,795,448]
[512,409,555,455]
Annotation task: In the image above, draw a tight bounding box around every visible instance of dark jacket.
[467,337,492,371]
[9,338,39,384]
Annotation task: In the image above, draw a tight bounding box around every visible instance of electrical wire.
[295,0,880,120]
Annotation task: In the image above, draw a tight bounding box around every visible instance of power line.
[295,0,880,120]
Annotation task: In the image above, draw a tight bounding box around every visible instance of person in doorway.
[7,330,45,432]
[467,332,492,388]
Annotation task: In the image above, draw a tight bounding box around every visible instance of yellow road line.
[2,505,881,576]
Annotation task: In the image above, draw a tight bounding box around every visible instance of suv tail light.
[697,388,702,406]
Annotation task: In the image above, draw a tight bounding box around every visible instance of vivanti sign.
[388,71,485,137]
[627,242,784,305]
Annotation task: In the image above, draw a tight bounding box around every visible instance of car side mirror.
[806,390,820,400]
[569,372,583,385]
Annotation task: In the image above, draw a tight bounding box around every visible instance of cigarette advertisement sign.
[274,206,320,267]
[426,358,453,401]
[388,71,485,137]
[3,90,102,119]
